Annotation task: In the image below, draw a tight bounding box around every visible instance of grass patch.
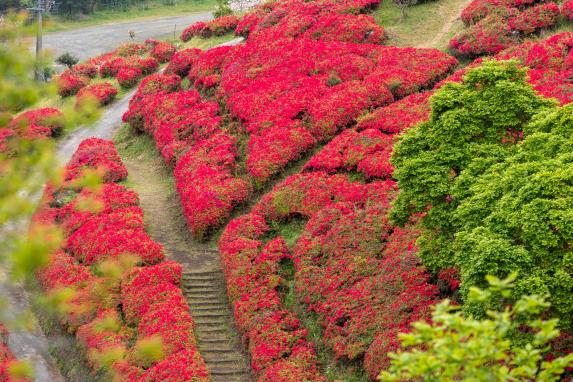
[113,123,162,164]
[44,0,217,32]
[182,32,238,49]
[373,0,470,50]
[268,217,307,249]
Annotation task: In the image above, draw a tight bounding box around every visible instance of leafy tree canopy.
[379,274,573,382]
[391,60,573,328]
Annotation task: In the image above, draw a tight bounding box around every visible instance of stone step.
[190,305,229,312]
[183,286,223,293]
[195,325,230,334]
[199,337,237,345]
[207,359,249,369]
[197,346,236,352]
[183,280,225,289]
[210,375,251,382]
[185,295,224,303]
[194,319,228,327]
[183,292,225,305]
[188,304,229,311]
[209,369,251,377]
[203,352,245,362]
[193,312,229,318]
[183,271,221,278]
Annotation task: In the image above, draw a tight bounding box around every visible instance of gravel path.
[44,12,213,61]
[0,278,66,382]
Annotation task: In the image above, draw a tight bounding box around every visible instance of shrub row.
[451,0,562,56]
[33,138,210,381]
[56,40,170,104]
[181,15,240,41]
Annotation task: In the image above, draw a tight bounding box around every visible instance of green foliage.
[0,14,60,277]
[379,274,573,382]
[391,60,573,328]
[56,52,79,69]
[213,0,232,17]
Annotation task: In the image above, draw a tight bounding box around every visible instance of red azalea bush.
[174,134,252,239]
[99,56,128,78]
[496,32,573,104]
[508,2,559,34]
[449,10,518,56]
[33,138,210,380]
[219,215,325,381]
[165,48,202,77]
[460,0,514,24]
[72,63,98,78]
[8,108,65,138]
[150,42,176,63]
[117,67,143,89]
[54,40,159,101]
[76,82,118,107]
[303,128,394,179]
[563,0,573,20]
[181,21,209,41]
[65,138,128,182]
[452,0,562,57]
[114,42,148,57]
[356,91,432,133]
[303,14,387,44]
[181,15,239,41]
[209,15,240,36]
[57,71,90,97]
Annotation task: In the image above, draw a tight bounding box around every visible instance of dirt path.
[118,135,252,382]
[418,0,471,49]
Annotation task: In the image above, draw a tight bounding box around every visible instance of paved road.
[44,12,213,61]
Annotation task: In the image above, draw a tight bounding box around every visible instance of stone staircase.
[182,269,252,382]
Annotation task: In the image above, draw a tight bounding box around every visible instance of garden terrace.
[32,138,210,381]
[123,0,457,240]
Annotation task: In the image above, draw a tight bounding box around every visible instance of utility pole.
[28,0,45,82]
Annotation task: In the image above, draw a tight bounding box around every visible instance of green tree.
[390,60,573,328]
[380,274,573,382]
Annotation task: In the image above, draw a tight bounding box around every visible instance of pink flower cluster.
[181,15,240,41]
[451,0,562,56]
[33,138,209,380]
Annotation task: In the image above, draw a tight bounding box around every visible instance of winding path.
[417,0,472,49]
[121,146,252,382]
